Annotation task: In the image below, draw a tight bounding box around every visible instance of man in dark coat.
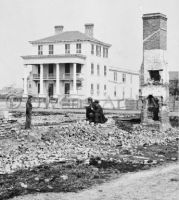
[86,97,95,123]
[25,95,33,129]
[93,100,107,124]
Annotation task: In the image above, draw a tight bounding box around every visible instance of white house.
[22,24,139,108]
[22,24,111,100]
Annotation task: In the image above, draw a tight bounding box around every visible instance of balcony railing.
[33,73,83,80]
[60,73,84,80]
[33,74,56,80]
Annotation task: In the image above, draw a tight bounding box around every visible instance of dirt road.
[11,163,179,200]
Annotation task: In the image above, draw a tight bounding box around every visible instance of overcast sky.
[0,0,178,88]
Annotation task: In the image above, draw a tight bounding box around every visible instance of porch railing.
[33,73,83,80]
[33,74,56,80]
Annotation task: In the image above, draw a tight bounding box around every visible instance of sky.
[0,0,179,89]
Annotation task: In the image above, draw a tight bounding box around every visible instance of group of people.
[86,97,107,124]
[25,95,107,129]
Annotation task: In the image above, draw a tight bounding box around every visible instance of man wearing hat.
[25,93,33,129]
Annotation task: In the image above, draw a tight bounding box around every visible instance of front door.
[64,83,70,94]
[48,83,54,97]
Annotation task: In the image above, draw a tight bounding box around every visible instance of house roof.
[109,66,139,75]
[30,31,111,47]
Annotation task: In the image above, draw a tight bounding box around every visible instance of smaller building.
[102,67,139,109]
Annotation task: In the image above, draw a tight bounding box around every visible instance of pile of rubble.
[0,117,178,174]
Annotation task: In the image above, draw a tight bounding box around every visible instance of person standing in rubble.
[25,94,33,129]
[93,100,107,124]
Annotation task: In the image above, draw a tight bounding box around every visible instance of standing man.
[25,94,33,129]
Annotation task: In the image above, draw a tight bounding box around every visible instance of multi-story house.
[22,24,111,100]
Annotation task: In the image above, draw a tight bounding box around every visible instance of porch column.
[73,63,77,94]
[23,65,28,97]
[56,63,60,96]
[39,64,44,97]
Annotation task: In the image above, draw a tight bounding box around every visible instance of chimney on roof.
[85,23,94,37]
[54,25,64,34]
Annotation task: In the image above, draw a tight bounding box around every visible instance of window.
[77,64,81,73]
[37,83,40,94]
[76,43,81,53]
[96,45,101,56]
[77,82,82,90]
[91,63,94,75]
[91,44,94,54]
[90,84,94,95]
[96,45,98,56]
[104,84,107,96]
[104,84,107,91]
[99,46,101,56]
[49,45,53,55]
[122,73,126,83]
[38,65,40,75]
[114,71,117,81]
[38,45,43,55]
[114,86,117,97]
[104,66,107,76]
[130,88,132,98]
[123,87,125,99]
[65,44,70,54]
[65,63,70,73]
[103,47,108,58]
[97,84,100,96]
[97,64,100,76]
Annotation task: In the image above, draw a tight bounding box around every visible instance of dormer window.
[65,44,70,54]
[76,43,81,53]
[49,45,53,55]
[38,45,43,55]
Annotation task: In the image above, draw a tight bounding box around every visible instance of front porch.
[23,62,85,98]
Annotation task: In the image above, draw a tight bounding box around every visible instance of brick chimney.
[54,25,64,34]
[143,13,167,50]
[85,23,94,37]
[140,13,168,85]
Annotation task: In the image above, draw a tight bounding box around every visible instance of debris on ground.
[0,112,178,199]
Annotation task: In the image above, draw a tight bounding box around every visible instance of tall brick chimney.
[141,13,168,86]
[54,25,64,34]
[85,23,94,37]
[140,13,170,129]
[143,13,167,50]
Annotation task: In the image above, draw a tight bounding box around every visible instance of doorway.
[77,64,81,73]
[65,63,70,74]
[64,83,70,94]
[48,83,54,97]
